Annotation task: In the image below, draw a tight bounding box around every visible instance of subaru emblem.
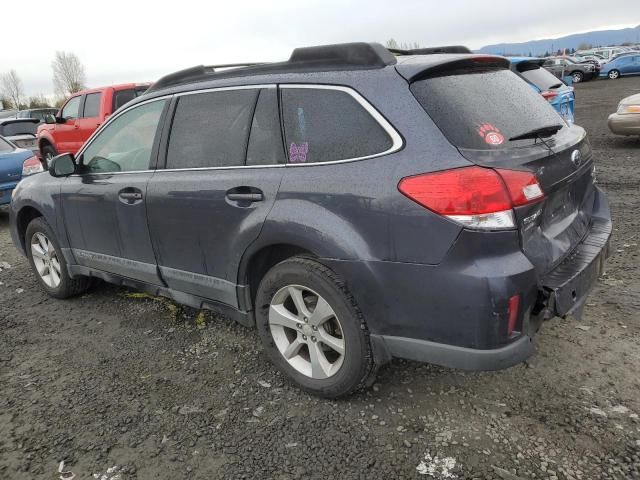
[571,150,582,167]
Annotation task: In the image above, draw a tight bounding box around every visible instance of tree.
[52,51,86,97]
[28,95,53,108]
[577,42,592,51]
[386,38,399,49]
[0,70,25,109]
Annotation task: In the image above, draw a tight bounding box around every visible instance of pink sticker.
[476,123,504,146]
[289,142,309,163]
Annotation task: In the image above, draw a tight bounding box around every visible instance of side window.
[166,89,258,169]
[61,96,81,120]
[113,88,146,111]
[246,89,286,166]
[281,87,393,164]
[83,93,102,118]
[81,100,165,174]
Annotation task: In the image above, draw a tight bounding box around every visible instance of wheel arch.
[239,243,317,308]
[16,205,44,252]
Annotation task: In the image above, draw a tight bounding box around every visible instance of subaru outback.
[9,43,611,398]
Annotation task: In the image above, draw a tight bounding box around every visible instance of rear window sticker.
[476,123,505,146]
[289,142,309,163]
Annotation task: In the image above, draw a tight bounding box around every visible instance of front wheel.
[255,257,375,398]
[608,69,620,80]
[571,71,584,83]
[25,217,90,298]
[40,144,58,169]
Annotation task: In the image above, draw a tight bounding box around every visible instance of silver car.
[608,93,640,135]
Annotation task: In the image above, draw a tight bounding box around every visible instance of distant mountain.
[477,25,640,56]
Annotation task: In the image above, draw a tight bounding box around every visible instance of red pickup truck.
[37,83,150,163]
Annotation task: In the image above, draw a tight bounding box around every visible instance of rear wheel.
[571,71,584,83]
[608,69,620,80]
[25,217,90,298]
[255,257,375,398]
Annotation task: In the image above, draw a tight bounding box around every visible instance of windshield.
[410,69,564,150]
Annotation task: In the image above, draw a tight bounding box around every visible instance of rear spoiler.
[0,118,39,125]
[395,55,510,82]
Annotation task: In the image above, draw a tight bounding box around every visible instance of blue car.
[509,57,575,124]
[600,54,640,80]
[0,135,43,205]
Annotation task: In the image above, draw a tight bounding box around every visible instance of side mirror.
[44,114,56,124]
[49,153,77,177]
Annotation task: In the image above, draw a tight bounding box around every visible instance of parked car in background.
[509,57,575,124]
[37,83,150,163]
[0,110,17,119]
[0,135,43,205]
[576,47,628,62]
[564,56,601,74]
[543,57,596,83]
[608,93,640,135]
[600,54,640,79]
[0,118,40,159]
[16,108,58,123]
[575,54,606,65]
[10,43,611,397]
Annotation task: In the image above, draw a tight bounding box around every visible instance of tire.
[25,217,90,299]
[255,257,375,398]
[608,69,620,80]
[40,144,57,169]
[571,71,584,83]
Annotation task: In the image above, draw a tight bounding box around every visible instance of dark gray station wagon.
[9,43,611,397]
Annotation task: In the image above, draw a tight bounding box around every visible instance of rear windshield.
[0,136,14,153]
[0,122,37,137]
[517,65,565,91]
[410,69,564,150]
[113,87,148,111]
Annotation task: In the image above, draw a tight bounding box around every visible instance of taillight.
[540,91,558,101]
[398,166,544,230]
[22,156,44,176]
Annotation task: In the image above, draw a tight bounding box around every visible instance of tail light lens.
[398,166,544,230]
[540,91,558,101]
[22,156,44,176]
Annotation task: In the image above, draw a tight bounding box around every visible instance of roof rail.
[147,42,397,93]
[388,45,472,55]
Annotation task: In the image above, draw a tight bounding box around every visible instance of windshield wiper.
[549,83,563,89]
[509,124,563,141]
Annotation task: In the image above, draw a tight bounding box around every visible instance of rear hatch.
[401,56,596,276]
[0,138,28,201]
[0,119,38,151]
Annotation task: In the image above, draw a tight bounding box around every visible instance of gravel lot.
[1,77,640,480]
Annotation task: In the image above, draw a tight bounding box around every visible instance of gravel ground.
[1,77,640,480]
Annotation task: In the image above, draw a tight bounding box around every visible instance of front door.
[55,95,83,154]
[60,98,168,284]
[146,87,285,307]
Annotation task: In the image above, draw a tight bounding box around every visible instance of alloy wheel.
[609,70,620,79]
[268,285,345,379]
[31,232,62,288]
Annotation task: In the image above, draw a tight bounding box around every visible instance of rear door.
[408,63,596,276]
[146,87,285,307]
[76,91,104,146]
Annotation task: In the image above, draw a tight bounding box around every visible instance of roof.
[69,83,152,97]
[145,42,491,94]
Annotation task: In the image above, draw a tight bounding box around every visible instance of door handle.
[118,189,143,204]
[226,192,263,202]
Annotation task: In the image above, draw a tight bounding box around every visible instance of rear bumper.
[0,181,18,205]
[324,188,611,372]
[608,113,640,135]
[375,334,535,371]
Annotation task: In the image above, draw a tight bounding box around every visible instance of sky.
[1,0,639,97]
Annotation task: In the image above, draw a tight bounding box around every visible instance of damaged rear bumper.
[540,186,612,319]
